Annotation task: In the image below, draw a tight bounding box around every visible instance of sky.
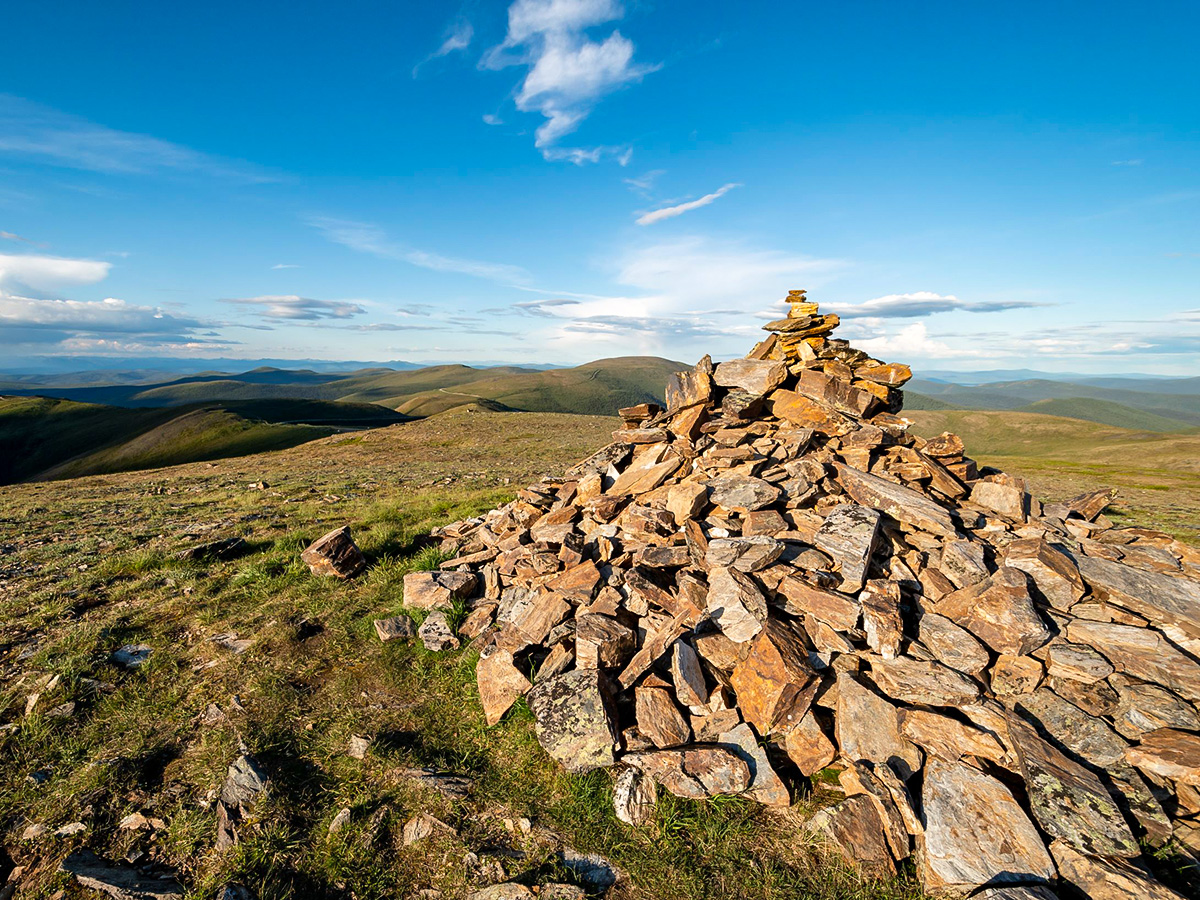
[1,0,1198,373]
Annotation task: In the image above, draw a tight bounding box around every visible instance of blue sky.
[1,0,1197,372]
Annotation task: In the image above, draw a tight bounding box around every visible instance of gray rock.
[374,615,416,641]
[915,611,990,677]
[527,669,618,773]
[469,886,534,900]
[869,656,981,707]
[111,644,152,669]
[216,752,269,849]
[716,722,790,807]
[60,849,183,899]
[835,671,921,781]
[813,503,880,593]
[835,463,957,536]
[300,526,366,578]
[1005,713,1139,858]
[705,566,767,643]
[919,758,1054,893]
[1050,838,1186,900]
[418,610,460,652]
[707,474,781,511]
[613,766,656,825]
[624,746,751,799]
[1015,688,1128,767]
[557,847,623,891]
[1077,554,1200,634]
[713,358,787,396]
[705,536,784,573]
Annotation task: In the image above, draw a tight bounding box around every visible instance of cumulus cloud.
[635,183,741,225]
[850,322,979,360]
[309,216,530,284]
[223,295,366,321]
[0,252,111,293]
[824,291,1048,319]
[0,94,275,181]
[414,19,474,75]
[0,294,208,346]
[481,0,657,163]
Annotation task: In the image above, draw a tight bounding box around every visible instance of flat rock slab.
[528,669,618,773]
[937,566,1051,657]
[835,463,957,536]
[731,619,817,734]
[717,722,790,807]
[301,526,366,578]
[373,615,416,641]
[403,570,478,609]
[808,794,896,878]
[1125,727,1200,786]
[1005,712,1139,858]
[1077,554,1200,635]
[1051,839,1186,900]
[418,610,460,651]
[708,474,781,511]
[813,503,880,593]
[869,656,981,707]
[477,645,531,726]
[60,849,183,899]
[625,746,751,799]
[836,671,921,780]
[919,758,1055,893]
[713,358,787,396]
[1067,620,1200,702]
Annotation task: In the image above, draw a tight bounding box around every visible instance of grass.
[0,405,1196,898]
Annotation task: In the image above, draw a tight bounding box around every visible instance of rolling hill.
[0,396,408,484]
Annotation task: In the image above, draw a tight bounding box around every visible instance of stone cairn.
[401,290,1200,898]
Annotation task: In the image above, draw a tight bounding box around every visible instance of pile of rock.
[405,293,1200,898]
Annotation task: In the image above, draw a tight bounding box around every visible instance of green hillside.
[0,397,405,484]
[1016,397,1196,432]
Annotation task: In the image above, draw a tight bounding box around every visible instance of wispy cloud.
[635,182,740,225]
[512,297,581,316]
[414,19,474,76]
[223,295,366,321]
[483,113,504,126]
[0,94,276,181]
[309,216,530,283]
[0,230,45,247]
[481,0,658,163]
[271,263,301,270]
[623,169,664,195]
[1111,159,1144,166]
[824,291,1049,319]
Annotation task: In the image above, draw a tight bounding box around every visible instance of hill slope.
[0,397,406,484]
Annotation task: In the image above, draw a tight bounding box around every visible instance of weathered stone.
[940,539,989,589]
[706,536,784,573]
[575,614,638,669]
[301,526,366,578]
[898,708,1007,764]
[1005,538,1085,609]
[470,886,535,900]
[812,503,881,593]
[870,657,981,707]
[1050,674,1120,718]
[915,612,990,677]
[418,610,460,651]
[808,795,896,878]
[713,358,787,396]
[922,431,965,458]
[708,474,781,511]
[919,758,1055,893]
[625,747,751,799]
[717,722,790,806]
[374,615,416,642]
[613,766,656,825]
[970,480,1027,520]
[1006,712,1139,857]
[1111,677,1200,737]
[666,481,709,523]
[348,734,371,759]
[1015,689,1128,767]
[528,669,618,773]
[1067,619,1200,702]
[795,368,879,418]
[937,566,1051,656]
[836,670,921,780]
[1126,728,1200,785]
[768,389,855,436]
[784,710,836,775]
[731,619,817,734]
[839,760,911,860]
[774,576,860,632]
[860,580,903,659]
[403,570,478,609]
[665,361,713,410]
[670,639,708,708]
[991,654,1044,697]
[706,566,767,643]
[835,463,957,535]
[1077,554,1200,636]
[216,753,269,849]
[973,889,1060,900]
[477,645,531,726]
[635,685,691,748]
[175,536,247,562]
[1046,642,1113,683]
[856,362,912,387]
[60,849,183,899]
[507,590,571,647]
[111,644,152,669]
[1050,839,1186,900]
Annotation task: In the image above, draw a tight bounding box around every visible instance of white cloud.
[851,322,979,360]
[824,291,1049,319]
[1111,159,1144,166]
[414,20,474,75]
[0,252,111,293]
[635,183,741,225]
[309,216,530,284]
[0,294,207,346]
[271,263,301,270]
[0,94,275,181]
[482,0,657,163]
[223,295,366,321]
[483,113,504,125]
[623,169,663,194]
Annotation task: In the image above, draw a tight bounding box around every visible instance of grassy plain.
[1,406,1197,899]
